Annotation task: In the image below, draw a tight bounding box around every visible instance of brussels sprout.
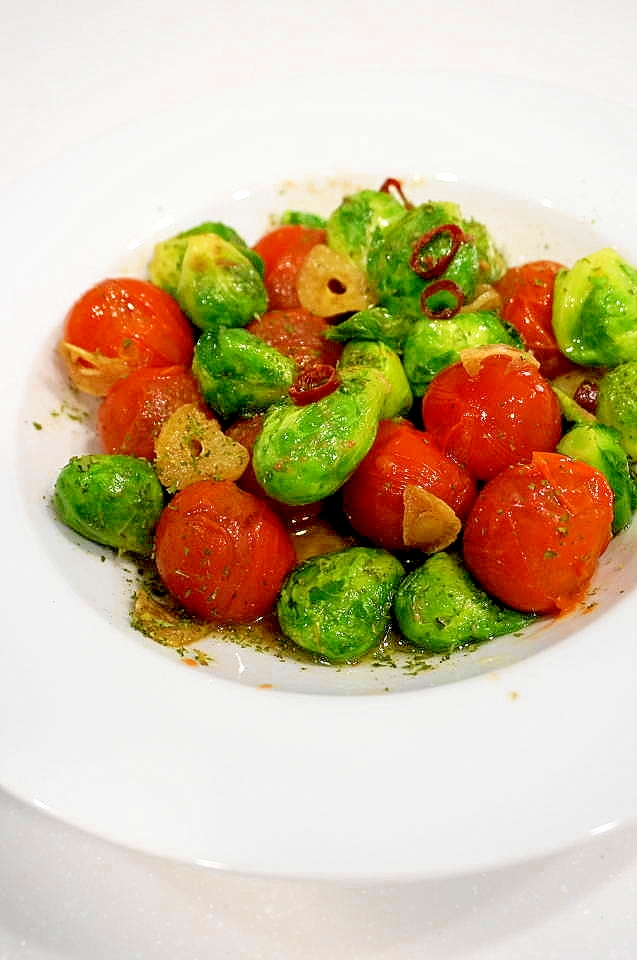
[279,210,327,228]
[557,422,637,532]
[596,361,637,459]
[53,454,164,555]
[253,366,389,504]
[463,217,507,284]
[393,552,532,654]
[325,189,406,272]
[367,201,481,309]
[149,232,267,331]
[277,546,405,662]
[177,221,265,275]
[340,339,413,417]
[192,327,297,419]
[402,310,522,395]
[325,304,417,353]
[552,248,637,366]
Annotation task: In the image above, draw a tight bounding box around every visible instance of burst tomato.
[341,418,477,552]
[252,224,326,310]
[97,365,206,460]
[462,452,614,614]
[154,479,297,623]
[61,277,195,391]
[494,260,574,378]
[422,347,563,482]
[247,307,342,369]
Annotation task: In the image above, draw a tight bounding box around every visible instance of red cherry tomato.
[63,277,195,372]
[247,307,342,369]
[225,414,323,527]
[154,479,297,624]
[97,365,207,460]
[462,452,614,614]
[422,348,563,482]
[494,260,574,378]
[252,225,326,309]
[341,418,477,551]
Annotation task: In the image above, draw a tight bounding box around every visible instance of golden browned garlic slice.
[458,344,540,378]
[57,341,131,396]
[154,403,249,492]
[402,485,462,553]
[460,283,502,314]
[296,244,374,317]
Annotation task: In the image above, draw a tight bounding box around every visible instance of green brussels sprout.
[393,552,532,654]
[557,422,637,532]
[149,232,267,331]
[253,366,389,505]
[325,189,406,272]
[340,339,413,417]
[177,220,264,275]
[53,454,164,555]
[325,304,417,353]
[552,248,637,366]
[596,361,637,459]
[367,201,481,309]
[277,546,405,662]
[192,327,297,419]
[402,310,522,395]
[463,217,507,284]
[278,210,327,228]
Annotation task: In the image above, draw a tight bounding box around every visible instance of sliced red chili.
[289,362,341,406]
[409,223,466,281]
[420,279,465,319]
[379,177,413,209]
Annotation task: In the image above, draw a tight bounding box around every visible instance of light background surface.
[2,1,637,956]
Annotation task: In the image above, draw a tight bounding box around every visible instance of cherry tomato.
[422,348,563,482]
[97,365,206,460]
[247,307,342,369]
[252,225,326,309]
[462,452,614,614]
[154,479,297,623]
[494,260,574,378]
[226,414,323,527]
[62,277,195,377]
[341,418,477,552]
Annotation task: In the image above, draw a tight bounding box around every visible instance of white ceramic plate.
[2,69,637,881]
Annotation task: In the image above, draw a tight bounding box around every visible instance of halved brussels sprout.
[596,361,637,459]
[402,310,522,395]
[149,232,267,331]
[552,248,637,366]
[326,189,406,272]
[393,551,532,654]
[339,339,413,417]
[192,327,297,420]
[53,454,164,555]
[277,546,405,662]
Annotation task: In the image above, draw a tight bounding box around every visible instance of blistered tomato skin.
[63,278,195,371]
[154,480,297,624]
[422,347,563,481]
[341,418,476,552]
[462,452,614,614]
[98,365,206,460]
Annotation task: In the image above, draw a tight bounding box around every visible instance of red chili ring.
[289,363,341,406]
[379,177,413,209]
[409,223,466,281]
[420,279,465,319]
